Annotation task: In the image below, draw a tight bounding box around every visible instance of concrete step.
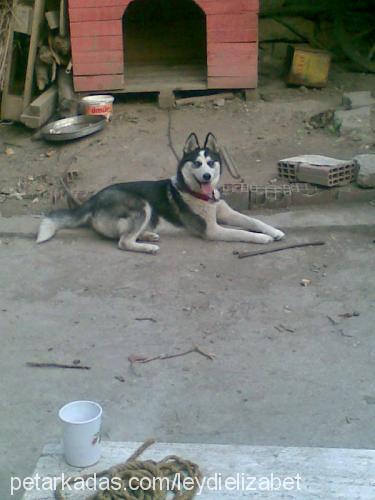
[22,441,375,499]
[0,204,374,242]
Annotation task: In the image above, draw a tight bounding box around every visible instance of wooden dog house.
[68,0,259,93]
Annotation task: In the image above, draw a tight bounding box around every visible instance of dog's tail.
[36,203,92,244]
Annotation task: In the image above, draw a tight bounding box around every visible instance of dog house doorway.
[123,0,207,91]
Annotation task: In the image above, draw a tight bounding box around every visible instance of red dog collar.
[185,187,219,202]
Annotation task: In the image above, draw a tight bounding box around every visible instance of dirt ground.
[0,213,375,499]
[1,66,374,217]
[0,68,375,499]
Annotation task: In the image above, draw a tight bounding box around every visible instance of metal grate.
[222,183,249,193]
[249,183,320,207]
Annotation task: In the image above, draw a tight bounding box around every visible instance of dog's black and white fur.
[37,133,285,253]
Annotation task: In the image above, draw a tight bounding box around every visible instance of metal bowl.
[41,115,106,142]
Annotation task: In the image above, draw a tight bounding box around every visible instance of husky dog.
[37,133,285,253]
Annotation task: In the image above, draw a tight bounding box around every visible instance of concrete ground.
[0,204,374,499]
[1,66,374,498]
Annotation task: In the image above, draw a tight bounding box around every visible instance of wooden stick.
[129,345,216,365]
[59,0,67,37]
[27,362,91,370]
[175,92,234,106]
[23,0,47,108]
[235,241,325,259]
[192,344,216,360]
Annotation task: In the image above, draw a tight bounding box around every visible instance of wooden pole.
[235,241,325,259]
[23,0,46,109]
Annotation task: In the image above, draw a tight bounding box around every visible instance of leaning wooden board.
[1,0,46,121]
[23,441,375,498]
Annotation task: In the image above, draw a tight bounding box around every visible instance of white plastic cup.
[59,400,102,467]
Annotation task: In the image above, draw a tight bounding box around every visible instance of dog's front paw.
[272,229,285,241]
[258,234,274,244]
[148,244,160,255]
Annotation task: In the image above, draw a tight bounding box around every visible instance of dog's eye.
[194,161,202,168]
[208,160,215,167]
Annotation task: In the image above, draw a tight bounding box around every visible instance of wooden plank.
[13,3,34,34]
[69,7,124,22]
[60,0,68,36]
[124,64,206,79]
[0,23,20,121]
[73,61,123,76]
[208,13,258,43]
[23,441,375,499]
[74,74,124,91]
[208,75,257,88]
[73,50,123,64]
[0,94,24,121]
[208,43,257,77]
[71,36,123,52]
[124,64,207,92]
[23,0,46,109]
[197,0,259,14]
[125,79,207,92]
[69,0,130,7]
[208,28,257,44]
[20,84,58,129]
[68,2,259,20]
[68,0,258,14]
[208,12,258,32]
[70,20,122,38]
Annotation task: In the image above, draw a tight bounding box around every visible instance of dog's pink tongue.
[201,183,213,195]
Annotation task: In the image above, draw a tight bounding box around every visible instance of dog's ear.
[183,133,200,154]
[204,133,219,153]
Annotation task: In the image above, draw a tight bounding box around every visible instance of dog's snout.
[203,173,212,181]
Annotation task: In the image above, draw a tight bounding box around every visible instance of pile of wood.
[31,0,76,120]
[1,0,77,127]
[0,0,12,91]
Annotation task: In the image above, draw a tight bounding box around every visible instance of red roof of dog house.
[68,0,259,92]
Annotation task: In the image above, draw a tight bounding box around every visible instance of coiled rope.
[55,439,202,500]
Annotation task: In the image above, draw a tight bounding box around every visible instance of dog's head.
[176,133,222,196]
